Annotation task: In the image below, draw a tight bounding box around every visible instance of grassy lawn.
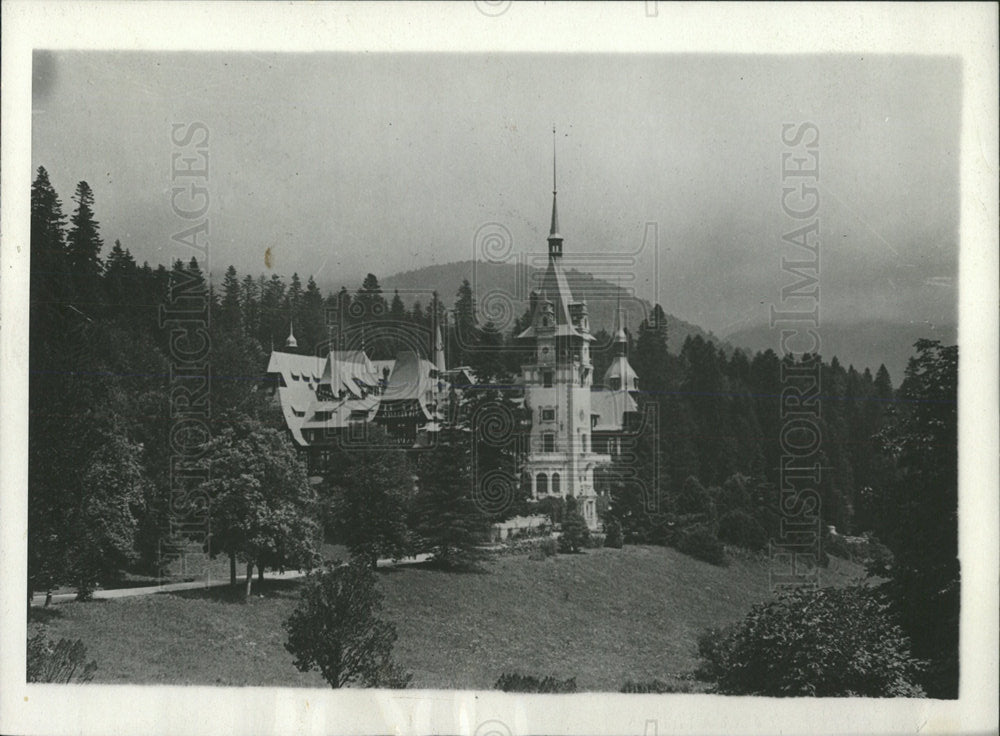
[32,545,866,691]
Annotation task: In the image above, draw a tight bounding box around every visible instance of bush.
[674,524,726,566]
[604,519,624,549]
[620,678,695,693]
[26,627,97,683]
[559,510,590,553]
[677,476,714,517]
[495,672,577,693]
[717,510,767,551]
[284,560,411,688]
[823,531,854,560]
[695,585,926,696]
[585,532,606,549]
[527,536,558,561]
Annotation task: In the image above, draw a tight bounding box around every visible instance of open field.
[31,546,866,691]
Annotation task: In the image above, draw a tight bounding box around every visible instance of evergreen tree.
[30,167,69,326]
[299,276,327,354]
[413,427,485,568]
[468,320,505,384]
[410,300,426,329]
[355,273,386,320]
[65,181,103,309]
[874,340,958,698]
[324,427,413,568]
[452,279,479,367]
[632,304,669,396]
[240,274,260,340]
[219,265,243,330]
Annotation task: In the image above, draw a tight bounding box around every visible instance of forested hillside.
[29,167,958,695]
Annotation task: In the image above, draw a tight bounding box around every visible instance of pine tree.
[452,279,479,367]
[355,273,385,321]
[413,427,485,568]
[874,340,958,697]
[219,265,242,330]
[30,167,68,325]
[103,240,140,319]
[66,181,104,309]
[300,276,327,354]
[241,274,260,339]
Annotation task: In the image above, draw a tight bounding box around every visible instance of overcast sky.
[31,51,958,335]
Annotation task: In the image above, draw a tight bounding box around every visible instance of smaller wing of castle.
[266,321,461,448]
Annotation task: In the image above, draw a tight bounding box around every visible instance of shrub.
[695,585,926,696]
[284,560,411,688]
[620,679,696,693]
[26,627,97,683]
[495,672,577,693]
[528,536,558,561]
[823,531,854,560]
[674,524,726,566]
[604,519,624,549]
[677,476,714,517]
[559,510,590,553]
[717,510,767,551]
[585,532,606,549]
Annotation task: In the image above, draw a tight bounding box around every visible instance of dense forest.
[28,167,958,696]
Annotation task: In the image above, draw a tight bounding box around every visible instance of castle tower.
[604,306,639,394]
[516,129,609,530]
[285,318,298,350]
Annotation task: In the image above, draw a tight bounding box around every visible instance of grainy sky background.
[31,51,959,336]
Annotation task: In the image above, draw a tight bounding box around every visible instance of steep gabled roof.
[517,257,595,341]
[590,388,637,432]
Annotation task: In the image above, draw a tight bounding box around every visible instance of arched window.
[551,472,561,495]
[536,472,548,495]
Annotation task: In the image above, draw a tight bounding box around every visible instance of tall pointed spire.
[548,126,563,258]
[614,279,627,351]
[432,291,447,375]
[285,317,298,349]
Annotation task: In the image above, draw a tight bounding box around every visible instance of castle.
[266,141,640,530]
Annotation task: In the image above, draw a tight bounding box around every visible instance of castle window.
[542,370,554,388]
[536,472,548,494]
[609,377,621,391]
[541,408,555,421]
[542,433,555,453]
[551,472,561,495]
